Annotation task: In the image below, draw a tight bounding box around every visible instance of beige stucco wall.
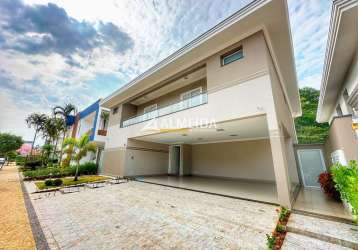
[180,144,192,176]
[124,149,168,176]
[265,40,300,188]
[127,138,169,151]
[191,139,275,181]
[108,105,122,127]
[206,32,268,91]
[101,147,126,176]
[325,116,358,165]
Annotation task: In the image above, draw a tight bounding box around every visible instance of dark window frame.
[112,106,119,115]
[221,46,244,66]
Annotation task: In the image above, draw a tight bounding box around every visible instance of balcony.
[97,129,107,136]
[122,92,208,127]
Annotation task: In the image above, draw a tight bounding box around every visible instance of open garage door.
[132,115,280,204]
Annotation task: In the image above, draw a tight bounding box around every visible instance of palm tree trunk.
[26,128,38,165]
[30,128,38,156]
[53,137,59,165]
[74,160,80,181]
[58,130,66,167]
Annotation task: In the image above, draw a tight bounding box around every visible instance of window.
[221,46,243,66]
[180,87,202,100]
[180,87,203,107]
[144,104,157,114]
[112,106,119,115]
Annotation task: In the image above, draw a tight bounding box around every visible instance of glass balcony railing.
[122,92,208,127]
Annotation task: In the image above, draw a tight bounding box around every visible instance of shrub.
[331,161,358,221]
[23,162,97,180]
[278,207,290,223]
[318,172,341,201]
[76,162,97,175]
[24,159,42,170]
[6,151,17,161]
[15,155,26,166]
[275,224,286,233]
[53,178,63,186]
[44,179,53,186]
[266,234,276,250]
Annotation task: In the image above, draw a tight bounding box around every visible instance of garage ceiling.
[133,115,269,145]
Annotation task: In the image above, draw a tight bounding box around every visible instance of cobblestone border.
[20,176,50,250]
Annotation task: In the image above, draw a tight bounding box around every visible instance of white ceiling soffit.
[133,115,269,145]
[317,0,358,122]
[101,0,300,117]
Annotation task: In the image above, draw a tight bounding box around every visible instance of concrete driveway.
[29,181,278,249]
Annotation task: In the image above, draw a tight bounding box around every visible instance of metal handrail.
[122,92,208,127]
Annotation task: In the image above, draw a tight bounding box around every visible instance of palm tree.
[25,113,48,156]
[62,134,97,181]
[100,111,110,130]
[53,103,77,165]
[52,118,66,162]
[42,117,57,146]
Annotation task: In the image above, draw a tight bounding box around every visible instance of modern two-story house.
[66,99,110,170]
[100,0,301,207]
[317,0,358,166]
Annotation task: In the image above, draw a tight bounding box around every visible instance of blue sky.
[0,0,331,141]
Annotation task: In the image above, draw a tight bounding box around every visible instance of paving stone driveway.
[30,181,278,249]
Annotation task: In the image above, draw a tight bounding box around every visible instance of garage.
[126,115,280,204]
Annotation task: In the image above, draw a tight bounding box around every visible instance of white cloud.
[288,0,331,89]
[0,0,331,141]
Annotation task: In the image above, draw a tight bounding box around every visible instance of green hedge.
[23,162,98,180]
[15,155,26,166]
[331,160,358,221]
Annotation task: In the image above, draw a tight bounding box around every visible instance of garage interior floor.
[136,175,279,204]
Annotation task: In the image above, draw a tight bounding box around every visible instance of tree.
[295,87,329,144]
[62,134,97,181]
[41,117,65,163]
[100,111,109,130]
[25,113,47,156]
[41,144,54,166]
[52,118,66,161]
[53,103,77,165]
[0,133,23,157]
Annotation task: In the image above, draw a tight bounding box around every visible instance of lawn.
[35,175,110,190]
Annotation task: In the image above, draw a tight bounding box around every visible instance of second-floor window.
[144,104,157,114]
[112,106,119,115]
[221,46,243,66]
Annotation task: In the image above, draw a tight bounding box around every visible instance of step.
[286,213,358,249]
[282,233,352,250]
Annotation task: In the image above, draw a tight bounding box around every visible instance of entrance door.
[169,145,181,175]
[297,149,326,188]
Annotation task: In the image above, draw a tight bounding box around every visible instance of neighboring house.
[100,0,301,207]
[66,99,110,169]
[317,0,358,166]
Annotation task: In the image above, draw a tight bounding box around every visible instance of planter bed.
[35,175,110,191]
